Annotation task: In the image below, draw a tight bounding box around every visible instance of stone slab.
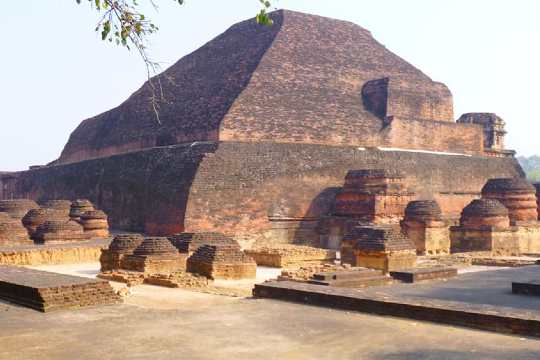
[512,281,540,296]
[309,268,392,288]
[253,280,540,337]
[0,265,121,312]
[389,266,457,283]
[312,269,383,281]
[254,265,540,336]
[308,276,393,288]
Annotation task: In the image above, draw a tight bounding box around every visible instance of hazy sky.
[1,0,539,171]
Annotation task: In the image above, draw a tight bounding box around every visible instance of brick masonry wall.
[362,78,453,122]
[0,142,523,247]
[56,10,476,164]
[382,117,484,154]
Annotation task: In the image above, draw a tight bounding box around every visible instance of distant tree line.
[517,155,540,182]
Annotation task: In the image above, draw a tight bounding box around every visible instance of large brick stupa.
[0,10,523,247]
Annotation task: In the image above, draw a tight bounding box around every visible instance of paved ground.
[1,267,540,359]
[359,265,540,312]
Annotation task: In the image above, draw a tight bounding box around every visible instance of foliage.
[517,155,540,182]
[76,0,274,123]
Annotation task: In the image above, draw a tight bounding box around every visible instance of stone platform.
[0,265,121,312]
[254,266,540,337]
[390,266,457,283]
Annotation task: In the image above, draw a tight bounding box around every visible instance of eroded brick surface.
[0,265,121,312]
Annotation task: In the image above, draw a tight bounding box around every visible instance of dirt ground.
[0,263,539,359]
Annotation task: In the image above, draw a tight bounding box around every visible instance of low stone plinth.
[0,265,121,312]
[512,281,540,296]
[390,266,457,283]
[514,222,540,254]
[97,270,145,284]
[308,268,392,288]
[355,249,417,273]
[187,245,256,280]
[450,226,520,256]
[244,245,336,268]
[253,280,540,338]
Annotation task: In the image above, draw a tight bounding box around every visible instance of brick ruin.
[400,200,449,255]
[33,220,88,244]
[69,199,95,222]
[449,192,540,256]
[122,237,187,275]
[0,199,39,219]
[100,232,259,282]
[168,232,237,255]
[0,10,526,251]
[0,213,32,246]
[343,226,416,273]
[0,265,121,312]
[334,169,414,224]
[186,244,256,280]
[80,210,109,238]
[22,208,65,237]
[245,245,336,268]
[534,183,540,220]
[0,198,112,246]
[99,233,144,272]
[481,178,538,224]
[450,199,513,254]
[41,200,73,216]
[326,170,540,258]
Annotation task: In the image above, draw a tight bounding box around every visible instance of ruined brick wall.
[382,117,484,154]
[0,142,523,247]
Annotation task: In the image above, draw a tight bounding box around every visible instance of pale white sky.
[1,0,539,171]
